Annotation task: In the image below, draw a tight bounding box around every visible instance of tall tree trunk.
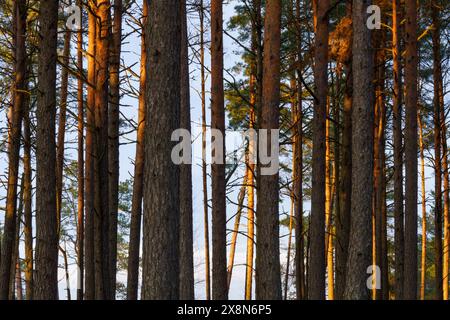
[142,0,181,300]
[309,0,329,300]
[126,0,147,301]
[255,0,282,300]
[344,0,374,300]
[211,0,228,300]
[92,0,111,300]
[294,0,305,301]
[431,0,445,300]
[0,0,27,299]
[34,0,59,300]
[245,21,257,302]
[432,6,443,299]
[245,0,262,301]
[108,0,123,300]
[56,27,72,236]
[392,0,404,300]
[325,99,334,300]
[179,0,195,300]
[76,0,84,301]
[10,176,24,300]
[336,4,353,301]
[84,5,97,300]
[442,119,449,301]
[284,66,300,300]
[199,0,211,300]
[23,84,33,301]
[404,0,419,300]
[227,178,247,291]
[373,30,388,299]
[419,113,427,300]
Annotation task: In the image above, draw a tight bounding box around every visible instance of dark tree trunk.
[179,0,195,300]
[127,0,147,301]
[309,0,329,300]
[403,0,418,300]
[23,84,33,301]
[344,0,374,300]
[76,0,84,301]
[336,3,353,300]
[108,0,123,300]
[92,0,111,300]
[141,0,181,300]
[210,0,228,300]
[84,6,97,300]
[34,0,59,300]
[432,0,444,300]
[255,0,282,300]
[392,0,404,300]
[0,0,27,300]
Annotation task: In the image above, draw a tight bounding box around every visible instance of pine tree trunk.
[76,0,84,301]
[56,27,71,236]
[126,0,147,301]
[309,0,329,300]
[442,120,449,301]
[255,0,282,300]
[10,176,24,300]
[392,0,404,300]
[245,8,258,298]
[141,0,181,300]
[344,0,374,300]
[23,88,33,300]
[179,0,195,300]
[108,0,123,300]
[84,6,97,300]
[199,0,211,300]
[92,0,111,300]
[211,0,228,300]
[227,178,247,291]
[336,4,352,300]
[419,113,427,300]
[0,0,27,299]
[325,99,334,300]
[373,29,388,299]
[431,1,445,300]
[294,0,305,301]
[404,0,419,300]
[34,0,59,300]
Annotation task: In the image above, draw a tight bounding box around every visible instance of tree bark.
[344,0,374,300]
[293,0,305,301]
[199,0,211,301]
[392,0,404,300]
[141,0,181,300]
[126,0,147,301]
[92,0,111,300]
[419,113,427,300]
[211,0,228,300]
[23,84,33,301]
[255,0,282,300]
[56,26,72,236]
[76,0,84,301]
[179,0,195,300]
[431,0,445,300]
[34,0,59,300]
[404,0,418,300]
[309,0,329,300]
[84,5,97,300]
[108,0,123,300]
[0,0,27,300]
